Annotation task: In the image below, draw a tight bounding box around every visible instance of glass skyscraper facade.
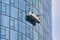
[0,0,52,40]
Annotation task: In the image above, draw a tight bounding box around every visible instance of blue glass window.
[19,0,25,11]
[1,38,5,40]
[23,35,25,40]
[25,5,30,13]
[2,4,5,13]
[19,34,23,40]
[10,30,17,40]
[15,20,18,31]
[1,26,6,38]
[11,7,18,18]
[6,5,9,16]
[26,0,32,4]
[26,37,31,40]
[33,31,38,40]
[11,0,14,3]
[25,25,30,37]
[23,12,25,22]
[36,0,38,9]
[18,33,25,40]
[2,0,9,4]
[10,18,15,29]
[34,23,38,32]
[30,27,33,39]
[33,0,36,6]
[2,15,9,27]
[19,10,26,21]
[0,3,1,13]
[11,0,15,5]
[38,34,42,40]
[15,0,18,8]
[39,2,43,14]
[6,28,9,39]
[19,12,23,20]
[33,7,38,14]
[38,24,43,35]
[26,27,30,37]
[19,21,25,34]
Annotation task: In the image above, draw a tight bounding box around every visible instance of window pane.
[19,12,23,20]
[33,0,36,5]
[36,0,38,9]
[34,23,38,32]
[30,27,33,39]
[1,38,6,40]
[1,26,6,38]
[18,11,25,22]
[19,0,25,11]
[2,0,9,4]
[10,0,15,6]
[19,21,25,34]
[23,12,25,22]
[15,0,18,8]
[23,35,25,40]
[15,20,18,31]
[6,5,9,16]
[19,34,23,40]
[10,30,17,40]
[11,0,14,4]
[2,5,5,13]
[11,7,18,18]
[2,15,9,27]
[28,0,33,4]
[6,28,9,39]
[10,19,15,29]
[26,37,31,40]
[38,24,43,36]
[26,26,30,37]
[33,31,38,40]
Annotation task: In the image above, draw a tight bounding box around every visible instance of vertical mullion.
[18,0,19,40]
[5,4,6,15]
[0,0,2,39]
[9,0,11,40]
[14,0,15,6]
